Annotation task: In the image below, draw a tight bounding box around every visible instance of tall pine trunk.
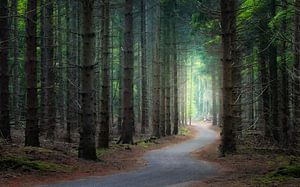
[152,3,161,138]
[0,0,10,140]
[141,0,148,134]
[25,0,39,147]
[120,0,134,144]
[99,0,110,148]
[172,3,179,134]
[220,0,237,155]
[212,64,218,126]
[293,0,300,150]
[45,0,56,139]
[12,0,20,128]
[280,0,290,145]
[40,0,46,132]
[66,0,78,143]
[165,22,171,136]
[78,0,97,160]
[269,0,279,142]
[57,0,65,129]
[258,21,271,139]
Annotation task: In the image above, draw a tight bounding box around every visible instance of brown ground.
[191,125,300,187]
[1,126,197,187]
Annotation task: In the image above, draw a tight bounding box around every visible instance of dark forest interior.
[1,0,300,186]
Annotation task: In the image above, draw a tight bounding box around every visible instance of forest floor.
[0,126,196,187]
[191,124,300,187]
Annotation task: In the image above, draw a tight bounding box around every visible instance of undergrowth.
[0,157,70,172]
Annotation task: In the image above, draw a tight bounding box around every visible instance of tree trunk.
[184,65,188,126]
[25,0,39,147]
[189,59,193,126]
[65,0,71,143]
[280,0,290,145]
[172,4,179,134]
[258,19,271,140]
[45,0,56,140]
[165,22,171,136]
[293,0,300,150]
[78,0,97,160]
[12,0,20,128]
[219,0,237,155]
[57,0,65,129]
[160,59,166,137]
[118,29,123,134]
[269,0,279,142]
[212,64,218,126]
[141,0,148,134]
[99,0,110,148]
[40,0,47,133]
[160,7,167,137]
[120,0,134,144]
[0,0,10,140]
[152,3,161,138]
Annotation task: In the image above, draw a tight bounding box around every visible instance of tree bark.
[117,29,123,134]
[120,0,134,144]
[25,0,39,147]
[172,4,179,134]
[165,22,171,136]
[269,0,279,142]
[0,0,10,140]
[212,64,218,126]
[141,0,148,134]
[258,18,271,140]
[45,0,56,140]
[57,0,65,129]
[40,0,47,133]
[160,58,166,137]
[99,0,110,148]
[78,0,97,160]
[12,0,20,128]
[152,3,161,138]
[280,0,290,145]
[293,0,300,150]
[219,0,237,155]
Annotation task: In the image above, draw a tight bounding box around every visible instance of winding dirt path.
[41,123,218,187]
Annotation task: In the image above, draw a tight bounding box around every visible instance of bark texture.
[25,0,40,147]
[0,0,10,140]
[152,3,161,138]
[78,0,97,160]
[120,0,134,144]
[219,0,237,154]
[99,0,110,148]
[141,0,148,134]
[294,0,300,150]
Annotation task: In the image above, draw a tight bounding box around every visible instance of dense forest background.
[0,0,300,162]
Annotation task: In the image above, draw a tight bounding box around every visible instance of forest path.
[42,123,218,187]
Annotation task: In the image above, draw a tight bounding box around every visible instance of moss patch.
[137,141,152,148]
[96,148,110,158]
[256,165,300,185]
[179,127,190,136]
[0,157,71,172]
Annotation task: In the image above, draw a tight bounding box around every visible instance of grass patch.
[179,127,190,136]
[137,141,152,148]
[96,148,110,158]
[0,157,71,172]
[256,165,300,185]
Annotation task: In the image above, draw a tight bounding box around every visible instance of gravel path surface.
[41,124,218,187]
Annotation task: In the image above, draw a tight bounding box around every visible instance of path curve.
[42,124,218,187]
